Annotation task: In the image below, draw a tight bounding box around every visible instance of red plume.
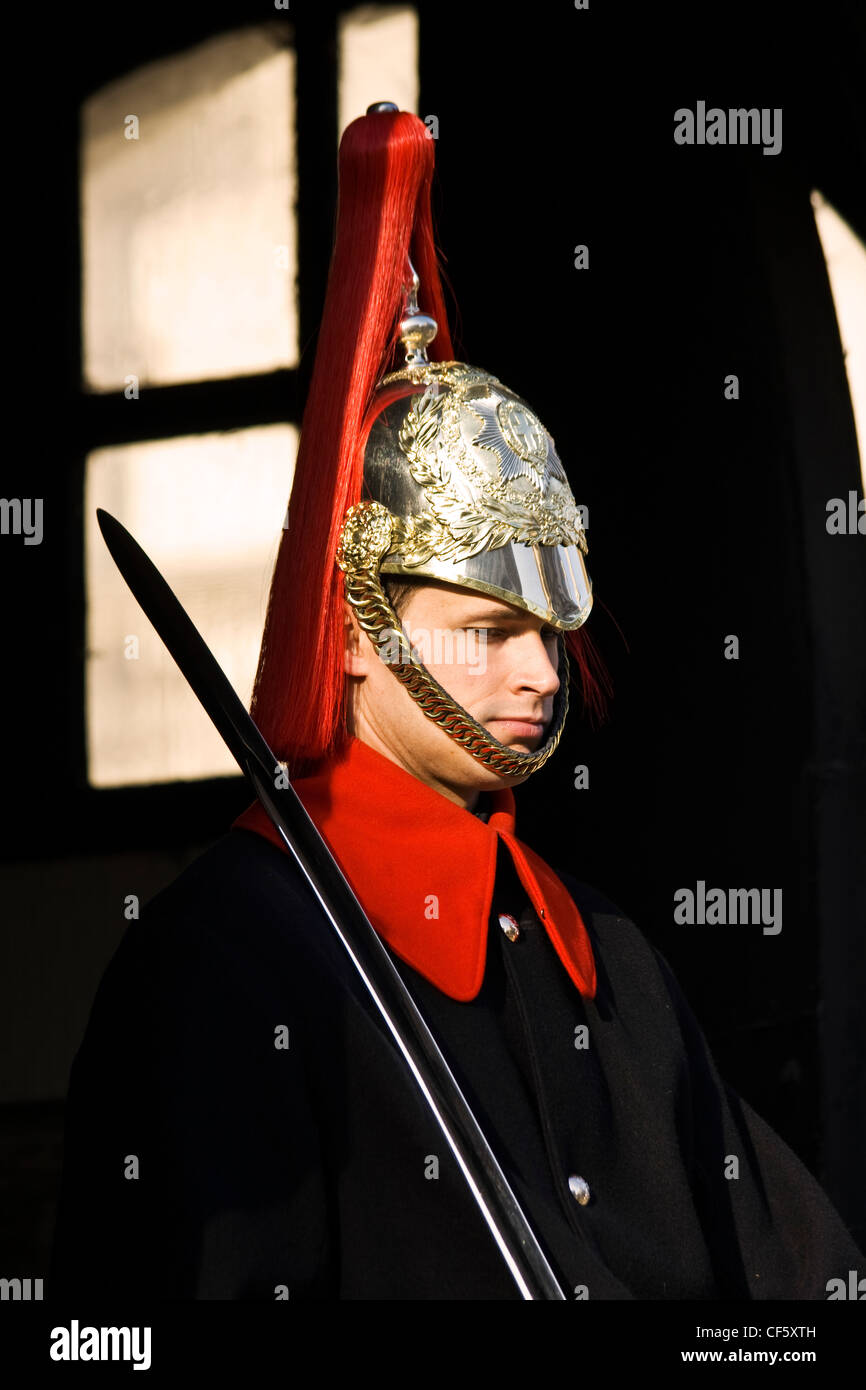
[564,624,614,729]
[250,111,453,774]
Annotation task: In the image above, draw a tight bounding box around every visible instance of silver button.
[568,1175,591,1206]
[498,913,520,942]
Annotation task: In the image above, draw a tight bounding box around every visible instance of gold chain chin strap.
[337,502,570,779]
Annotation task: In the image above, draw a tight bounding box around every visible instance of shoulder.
[142,826,315,931]
[144,827,337,953]
[88,829,355,1042]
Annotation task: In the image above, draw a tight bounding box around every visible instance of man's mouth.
[487,718,546,739]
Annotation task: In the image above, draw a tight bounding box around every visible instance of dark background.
[1,0,864,1286]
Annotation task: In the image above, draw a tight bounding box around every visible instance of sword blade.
[96,507,567,1301]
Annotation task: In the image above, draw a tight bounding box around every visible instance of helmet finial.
[400,257,438,372]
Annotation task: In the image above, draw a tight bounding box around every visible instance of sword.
[96,507,568,1302]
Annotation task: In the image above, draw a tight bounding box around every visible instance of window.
[80,8,418,789]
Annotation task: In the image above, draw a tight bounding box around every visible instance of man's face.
[344,581,562,811]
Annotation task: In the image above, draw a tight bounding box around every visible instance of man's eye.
[464,627,559,641]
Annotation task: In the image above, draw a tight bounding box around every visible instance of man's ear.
[343,601,368,676]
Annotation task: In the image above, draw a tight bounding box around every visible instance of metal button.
[568,1174,591,1205]
[498,913,520,942]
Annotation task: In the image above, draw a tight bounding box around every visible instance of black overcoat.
[48,824,863,1300]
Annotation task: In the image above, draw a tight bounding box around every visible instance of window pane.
[82,26,297,390]
[85,427,297,786]
[339,5,419,139]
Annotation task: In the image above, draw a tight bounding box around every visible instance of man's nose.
[513,632,561,696]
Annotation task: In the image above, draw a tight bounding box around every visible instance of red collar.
[232,736,596,1002]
